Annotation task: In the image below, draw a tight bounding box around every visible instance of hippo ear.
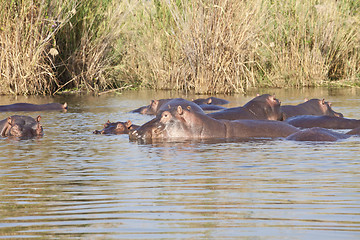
[63,102,68,109]
[322,99,325,105]
[177,106,183,115]
[187,106,191,111]
[7,116,16,126]
[304,98,308,102]
[7,117,12,125]
[36,115,41,123]
[125,120,132,129]
[207,98,212,104]
[152,100,159,108]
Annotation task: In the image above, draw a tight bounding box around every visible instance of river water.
[0,88,359,239]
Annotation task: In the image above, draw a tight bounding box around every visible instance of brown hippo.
[207,94,284,121]
[130,105,149,114]
[197,104,227,111]
[129,99,298,142]
[130,99,171,115]
[286,115,360,129]
[131,97,229,115]
[0,115,43,139]
[132,98,206,116]
[0,103,67,112]
[285,127,350,141]
[93,120,139,135]
[346,126,360,135]
[285,126,360,141]
[280,99,343,119]
[192,97,229,105]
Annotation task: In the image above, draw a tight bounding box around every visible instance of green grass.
[0,0,359,95]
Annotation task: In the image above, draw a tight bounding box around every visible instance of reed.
[122,0,360,93]
[53,0,133,93]
[1,0,359,95]
[0,0,56,94]
[0,0,131,95]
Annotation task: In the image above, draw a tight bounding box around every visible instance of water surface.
[0,88,359,239]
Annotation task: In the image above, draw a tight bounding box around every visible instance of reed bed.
[1,0,359,95]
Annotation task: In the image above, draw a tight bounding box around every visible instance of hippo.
[197,104,227,111]
[130,105,149,114]
[0,102,67,112]
[206,94,284,121]
[192,97,229,105]
[285,126,360,141]
[129,99,298,142]
[0,115,43,139]
[286,115,360,129]
[280,99,343,119]
[131,98,206,116]
[285,127,351,141]
[140,99,172,115]
[93,120,139,135]
[131,97,230,115]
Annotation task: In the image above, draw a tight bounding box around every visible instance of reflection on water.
[0,88,359,239]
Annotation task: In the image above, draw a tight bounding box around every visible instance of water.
[0,89,359,239]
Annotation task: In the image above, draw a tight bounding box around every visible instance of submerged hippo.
[285,126,360,142]
[286,115,360,129]
[280,99,343,119]
[0,102,67,112]
[131,97,229,115]
[207,94,284,121]
[93,120,139,135]
[285,127,350,141]
[129,99,298,142]
[192,97,229,105]
[197,104,227,111]
[0,115,43,139]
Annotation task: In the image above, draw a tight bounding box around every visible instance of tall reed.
[121,0,360,94]
[0,0,132,95]
[0,0,57,94]
[53,0,133,93]
[1,0,359,95]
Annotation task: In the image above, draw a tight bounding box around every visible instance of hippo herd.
[1,94,360,142]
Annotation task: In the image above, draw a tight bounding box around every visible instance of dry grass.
[0,0,57,94]
[1,0,359,95]
[258,0,360,87]
[0,0,132,95]
[122,0,360,94]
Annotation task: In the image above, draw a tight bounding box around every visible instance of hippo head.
[244,94,283,121]
[321,99,343,117]
[93,120,136,135]
[4,115,43,139]
[192,97,229,106]
[306,99,343,117]
[129,100,203,141]
[141,99,171,115]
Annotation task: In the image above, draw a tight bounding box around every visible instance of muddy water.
[0,88,359,239]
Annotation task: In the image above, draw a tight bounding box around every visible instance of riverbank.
[1,0,359,95]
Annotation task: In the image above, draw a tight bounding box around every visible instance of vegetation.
[1,0,359,95]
